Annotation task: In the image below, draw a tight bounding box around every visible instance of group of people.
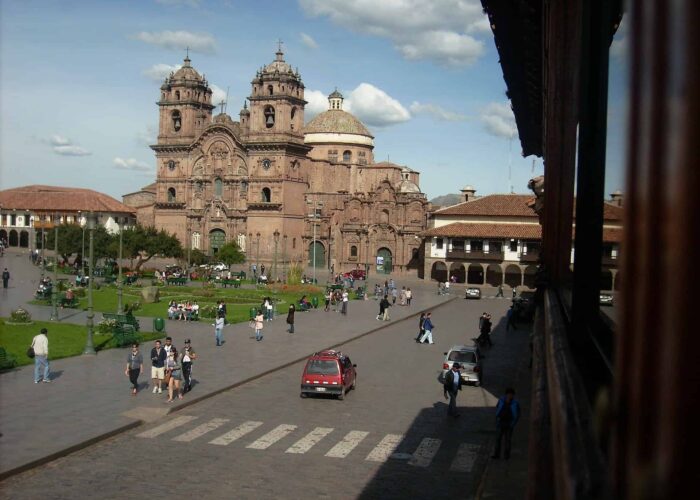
[129,337,197,401]
[167,300,200,321]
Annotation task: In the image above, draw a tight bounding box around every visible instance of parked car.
[465,287,481,299]
[441,345,483,386]
[212,262,228,272]
[300,350,357,400]
[599,293,614,306]
[342,269,366,280]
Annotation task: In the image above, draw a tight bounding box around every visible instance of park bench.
[112,324,139,347]
[59,293,79,308]
[354,287,365,299]
[123,275,140,285]
[231,271,246,280]
[35,288,52,300]
[166,276,187,286]
[0,347,17,370]
[102,312,140,332]
[219,279,241,288]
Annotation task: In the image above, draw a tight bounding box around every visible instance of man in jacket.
[31,328,50,383]
[150,340,167,394]
[377,295,390,320]
[419,313,435,344]
[477,313,493,347]
[492,387,520,459]
[443,363,462,417]
[2,267,9,289]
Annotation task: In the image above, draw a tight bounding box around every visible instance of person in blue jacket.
[492,387,520,460]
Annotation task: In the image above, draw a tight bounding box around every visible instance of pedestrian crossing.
[136,415,484,472]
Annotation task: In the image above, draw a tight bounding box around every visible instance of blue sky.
[0,0,627,201]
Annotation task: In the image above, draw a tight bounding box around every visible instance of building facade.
[124,50,428,274]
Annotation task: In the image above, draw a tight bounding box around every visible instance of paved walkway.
[0,249,455,477]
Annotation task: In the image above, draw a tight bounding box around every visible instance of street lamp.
[282,235,288,282]
[84,212,97,355]
[39,216,46,280]
[306,199,323,284]
[256,232,261,277]
[273,229,280,282]
[79,210,86,277]
[50,213,59,321]
[116,216,124,314]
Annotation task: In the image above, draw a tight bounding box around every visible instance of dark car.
[342,269,366,281]
[300,350,357,400]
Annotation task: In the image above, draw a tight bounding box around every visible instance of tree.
[189,249,209,267]
[121,225,183,271]
[217,241,246,267]
[45,224,115,265]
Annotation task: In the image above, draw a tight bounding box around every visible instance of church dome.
[396,179,421,194]
[172,56,204,82]
[304,110,373,137]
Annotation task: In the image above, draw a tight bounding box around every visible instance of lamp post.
[83,212,96,355]
[306,199,323,284]
[80,213,86,277]
[50,214,59,321]
[273,230,280,282]
[256,232,261,276]
[40,218,46,280]
[282,235,288,282]
[116,217,124,314]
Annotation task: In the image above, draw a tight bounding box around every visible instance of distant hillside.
[429,193,462,207]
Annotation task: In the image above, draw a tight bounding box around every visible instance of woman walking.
[255,309,265,341]
[286,304,296,334]
[416,313,426,342]
[406,288,413,306]
[125,343,143,395]
[165,348,183,402]
[214,312,225,346]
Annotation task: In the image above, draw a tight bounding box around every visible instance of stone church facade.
[123,49,428,274]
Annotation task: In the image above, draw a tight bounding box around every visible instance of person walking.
[492,388,521,460]
[150,340,167,394]
[165,348,183,402]
[415,312,426,342]
[419,313,435,344]
[265,297,274,321]
[496,284,504,298]
[286,304,296,334]
[181,339,197,393]
[31,328,50,383]
[381,295,392,321]
[406,288,413,306]
[2,268,9,289]
[214,313,225,346]
[477,313,494,347]
[341,290,349,315]
[324,289,332,312]
[391,287,398,305]
[506,306,518,331]
[443,362,463,417]
[125,343,143,395]
[399,286,406,306]
[254,309,264,341]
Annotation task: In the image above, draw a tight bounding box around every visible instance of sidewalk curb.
[0,296,457,481]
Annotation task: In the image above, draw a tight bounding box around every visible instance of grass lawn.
[0,320,163,368]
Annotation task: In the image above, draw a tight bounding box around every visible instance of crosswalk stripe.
[325,431,369,458]
[136,415,198,439]
[450,443,480,472]
[365,434,404,462]
[408,438,442,467]
[285,427,334,454]
[172,418,229,442]
[246,424,297,450]
[209,421,263,446]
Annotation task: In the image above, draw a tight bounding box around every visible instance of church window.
[293,238,296,249]
[176,91,180,100]
[241,180,248,193]
[291,107,296,120]
[167,188,176,202]
[282,86,285,91]
[214,178,223,197]
[192,232,201,250]
[436,238,444,250]
[343,150,352,162]
[350,245,358,257]
[262,187,271,203]
[267,85,274,96]
[264,106,275,128]
[172,110,181,131]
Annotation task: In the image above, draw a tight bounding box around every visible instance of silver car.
[441,345,483,386]
[465,287,481,299]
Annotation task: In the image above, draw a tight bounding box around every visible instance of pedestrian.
[252,263,257,278]
[214,312,225,346]
[254,309,264,341]
[399,286,406,306]
[506,306,517,331]
[512,286,517,299]
[2,268,9,289]
[381,295,392,321]
[341,290,349,315]
[444,280,450,294]
[492,388,521,460]
[260,264,266,276]
[150,340,166,394]
[377,295,389,320]
[406,288,413,306]
[265,297,274,321]
[477,313,493,347]
[286,304,295,333]
[443,362,463,417]
[181,339,197,393]
[391,287,398,305]
[415,312,426,342]
[496,284,504,298]
[31,328,51,383]
[419,313,435,344]
[125,343,143,395]
[163,336,174,355]
[324,289,332,311]
[165,348,183,402]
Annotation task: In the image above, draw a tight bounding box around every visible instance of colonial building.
[124,49,428,274]
[421,187,623,290]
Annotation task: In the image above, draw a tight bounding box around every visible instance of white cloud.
[136,126,157,146]
[46,135,91,156]
[299,0,488,66]
[345,83,410,127]
[300,32,318,49]
[155,0,202,7]
[143,63,182,81]
[480,101,517,139]
[409,101,468,121]
[50,135,71,146]
[210,84,228,109]
[132,30,216,53]
[304,89,329,119]
[113,157,152,172]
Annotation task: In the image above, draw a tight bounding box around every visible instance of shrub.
[71,287,86,298]
[57,280,69,292]
[97,318,117,334]
[199,304,217,319]
[10,308,32,323]
[287,261,303,285]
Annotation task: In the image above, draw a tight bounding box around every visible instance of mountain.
[429,193,462,207]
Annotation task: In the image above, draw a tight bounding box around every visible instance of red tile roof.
[423,222,623,243]
[0,185,135,214]
[435,194,538,217]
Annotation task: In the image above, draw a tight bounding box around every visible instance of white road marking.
[450,443,480,472]
[365,434,404,462]
[246,424,297,450]
[172,418,229,442]
[136,415,198,439]
[408,438,442,467]
[285,427,334,454]
[325,431,369,458]
[209,421,263,446]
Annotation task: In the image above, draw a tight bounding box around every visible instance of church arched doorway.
[308,241,325,268]
[449,262,466,283]
[209,229,226,255]
[19,230,29,248]
[0,229,7,244]
[467,263,484,284]
[486,264,503,286]
[376,247,392,274]
[9,230,18,247]
[523,265,538,288]
[505,264,522,288]
[431,262,447,282]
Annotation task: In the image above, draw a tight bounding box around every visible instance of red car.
[300,350,357,400]
[342,269,366,280]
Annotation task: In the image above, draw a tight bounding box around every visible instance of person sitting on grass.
[299,295,311,311]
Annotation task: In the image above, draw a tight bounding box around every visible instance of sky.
[0,0,628,201]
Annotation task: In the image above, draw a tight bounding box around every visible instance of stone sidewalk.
[0,248,454,478]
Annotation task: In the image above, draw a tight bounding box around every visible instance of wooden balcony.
[519,251,540,263]
[247,202,282,211]
[446,250,505,261]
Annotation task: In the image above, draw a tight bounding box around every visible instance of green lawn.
[0,320,163,368]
